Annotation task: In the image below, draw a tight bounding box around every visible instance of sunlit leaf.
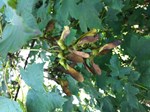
[20,63,45,92]
[0,96,22,112]
[26,89,67,112]
[0,5,41,57]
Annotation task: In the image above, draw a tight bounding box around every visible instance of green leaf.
[20,63,45,92]
[36,1,52,30]
[76,0,102,32]
[125,83,139,109]
[17,0,36,14]
[108,77,123,92]
[56,0,78,25]
[8,0,17,9]
[119,67,131,77]
[63,96,73,112]
[101,96,115,112]
[66,75,79,95]
[26,89,67,112]
[96,71,108,90]
[0,1,4,9]
[110,55,120,69]
[125,83,139,96]
[109,55,120,76]
[17,0,39,30]
[0,6,41,58]
[120,101,132,112]
[0,96,23,112]
[123,34,150,61]
[111,0,124,12]
[129,71,140,82]
[109,55,131,77]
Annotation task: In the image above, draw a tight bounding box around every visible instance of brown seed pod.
[99,40,121,54]
[67,65,84,82]
[83,60,101,75]
[45,20,55,32]
[60,80,72,96]
[67,52,84,63]
[77,34,99,45]
[63,87,72,96]
[91,60,101,75]
[72,50,90,58]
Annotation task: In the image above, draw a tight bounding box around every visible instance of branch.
[14,40,36,101]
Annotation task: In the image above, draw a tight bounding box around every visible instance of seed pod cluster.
[56,26,121,83]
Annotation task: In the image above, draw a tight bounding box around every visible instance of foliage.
[0,0,150,112]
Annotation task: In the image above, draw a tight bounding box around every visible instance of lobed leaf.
[0,96,22,112]
[0,5,41,58]
[20,63,45,92]
[26,89,67,112]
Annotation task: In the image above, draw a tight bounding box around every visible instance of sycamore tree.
[0,0,150,112]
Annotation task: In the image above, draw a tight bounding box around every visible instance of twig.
[133,83,149,91]
[14,40,35,101]
[129,57,136,67]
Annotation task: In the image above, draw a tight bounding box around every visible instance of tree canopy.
[0,0,150,112]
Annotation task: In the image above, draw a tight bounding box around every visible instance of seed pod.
[99,40,121,54]
[60,80,72,96]
[60,26,70,40]
[59,59,68,69]
[77,34,99,45]
[67,52,84,63]
[91,60,101,75]
[63,87,72,96]
[45,20,55,32]
[57,39,67,50]
[67,65,84,82]
[72,29,98,46]
[79,29,97,39]
[83,60,101,75]
[60,80,69,87]
[73,50,90,58]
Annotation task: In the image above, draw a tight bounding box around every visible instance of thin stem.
[129,57,136,67]
[133,83,149,91]
[14,40,35,101]
[3,62,13,99]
